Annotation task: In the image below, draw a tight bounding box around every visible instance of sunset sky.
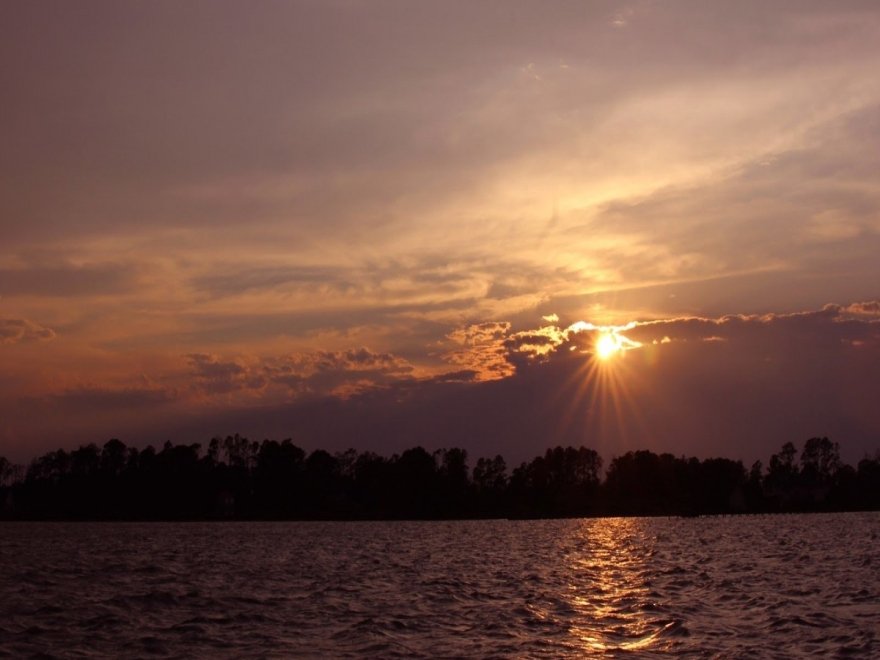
[2,1,879,464]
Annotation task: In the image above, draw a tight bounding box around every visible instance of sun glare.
[552,322,649,462]
[596,333,620,360]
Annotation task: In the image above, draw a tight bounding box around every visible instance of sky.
[2,1,879,465]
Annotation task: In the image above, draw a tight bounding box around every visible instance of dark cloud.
[0,262,141,297]
[24,301,869,468]
[0,318,55,344]
[186,353,266,394]
[4,302,879,466]
[48,385,176,411]
[624,303,880,347]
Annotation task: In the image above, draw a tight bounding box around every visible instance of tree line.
[0,436,878,520]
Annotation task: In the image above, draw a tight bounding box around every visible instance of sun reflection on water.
[562,518,679,654]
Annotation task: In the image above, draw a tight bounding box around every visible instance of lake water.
[1,513,878,657]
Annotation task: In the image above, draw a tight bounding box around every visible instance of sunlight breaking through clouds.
[1,2,880,462]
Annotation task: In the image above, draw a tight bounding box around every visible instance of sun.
[595,333,621,360]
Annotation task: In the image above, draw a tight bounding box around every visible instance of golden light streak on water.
[562,518,676,653]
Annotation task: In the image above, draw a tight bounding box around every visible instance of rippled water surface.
[1,514,878,657]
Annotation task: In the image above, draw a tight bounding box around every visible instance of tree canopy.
[0,436,877,520]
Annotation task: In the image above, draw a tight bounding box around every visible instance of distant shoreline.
[2,510,878,523]
[2,436,878,521]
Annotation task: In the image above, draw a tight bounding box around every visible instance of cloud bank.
[2,302,877,467]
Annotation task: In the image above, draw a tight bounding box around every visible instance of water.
[1,514,877,657]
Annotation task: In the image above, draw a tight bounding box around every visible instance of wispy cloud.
[0,262,143,297]
[48,385,176,411]
[2,3,880,461]
[0,318,55,344]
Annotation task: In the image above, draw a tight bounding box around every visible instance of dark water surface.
[1,513,878,657]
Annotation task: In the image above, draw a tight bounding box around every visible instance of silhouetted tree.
[435,448,470,516]
[698,458,747,513]
[473,455,507,516]
[2,436,878,520]
[765,441,800,508]
[100,439,127,477]
[0,456,12,487]
[302,449,340,516]
[222,434,258,471]
[253,439,306,517]
[855,453,880,510]
[604,451,686,515]
[745,460,765,511]
[391,447,439,518]
[0,457,13,514]
[800,437,840,486]
[508,446,603,516]
[351,451,393,517]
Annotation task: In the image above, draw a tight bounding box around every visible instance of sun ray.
[548,323,652,453]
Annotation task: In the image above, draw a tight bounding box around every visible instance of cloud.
[243,301,879,464]
[186,353,267,394]
[191,265,355,298]
[266,347,414,397]
[840,301,880,318]
[446,322,510,346]
[162,300,879,465]
[0,262,142,297]
[577,102,880,298]
[622,303,880,347]
[5,2,879,273]
[505,325,569,356]
[0,318,55,344]
[184,347,417,399]
[2,3,880,465]
[49,385,176,411]
[443,322,514,380]
[3,301,879,466]
[1,2,878,367]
